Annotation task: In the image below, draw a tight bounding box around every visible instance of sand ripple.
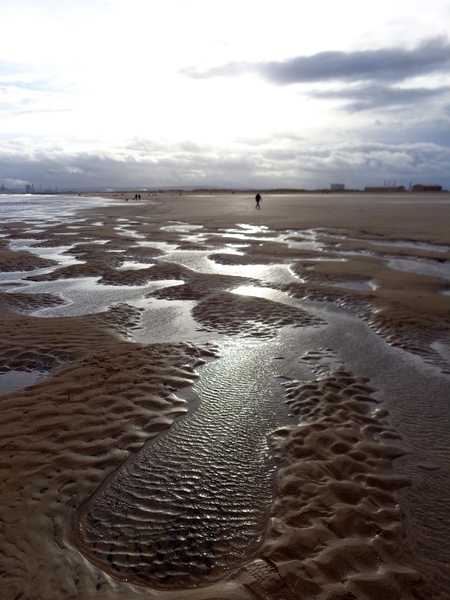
[263,362,422,599]
[76,343,286,588]
[0,342,213,600]
[0,302,142,374]
[149,273,255,301]
[192,291,325,338]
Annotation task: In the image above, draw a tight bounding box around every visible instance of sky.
[1,0,450,191]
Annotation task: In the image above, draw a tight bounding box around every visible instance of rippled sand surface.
[77,343,285,587]
[0,191,449,599]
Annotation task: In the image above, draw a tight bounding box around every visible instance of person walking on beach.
[255,192,262,209]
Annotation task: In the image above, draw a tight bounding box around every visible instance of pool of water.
[328,280,375,291]
[76,339,294,587]
[0,369,46,395]
[0,194,119,224]
[386,258,450,281]
[8,277,184,318]
[371,240,450,253]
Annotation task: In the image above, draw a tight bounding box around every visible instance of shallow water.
[19,277,184,318]
[161,222,203,233]
[370,239,450,253]
[328,280,376,291]
[0,369,45,395]
[74,299,450,590]
[0,194,119,223]
[387,257,450,281]
[77,340,292,587]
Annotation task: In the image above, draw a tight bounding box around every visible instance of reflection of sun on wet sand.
[0,191,449,599]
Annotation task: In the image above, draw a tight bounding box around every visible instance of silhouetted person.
[255,193,262,209]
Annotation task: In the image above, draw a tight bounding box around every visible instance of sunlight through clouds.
[0,0,449,189]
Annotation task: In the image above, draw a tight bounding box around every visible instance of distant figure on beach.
[255,193,262,209]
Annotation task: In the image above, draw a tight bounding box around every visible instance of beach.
[0,190,449,599]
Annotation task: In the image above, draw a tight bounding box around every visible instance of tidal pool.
[76,340,292,587]
[0,369,46,395]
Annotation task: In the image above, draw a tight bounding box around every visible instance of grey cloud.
[367,115,450,148]
[309,83,450,112]
[181,37,450,85]
[260,148,297,161]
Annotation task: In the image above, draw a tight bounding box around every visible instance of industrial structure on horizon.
[364,183,443,193]
[411,184,442,192]
[0,183,58,194]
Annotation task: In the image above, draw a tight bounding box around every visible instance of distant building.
[364,186,405,193]
[412,184,442,192]
[330,184,345,191]
[0,184,18,194]
[25,184,35,194]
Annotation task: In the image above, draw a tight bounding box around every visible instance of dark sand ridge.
[0,250,58,272]
[0,191,449,599]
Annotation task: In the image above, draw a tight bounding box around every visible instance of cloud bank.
[309,83,450,112]
[1,136,449,191]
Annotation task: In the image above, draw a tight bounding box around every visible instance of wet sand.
[0,191,449,599]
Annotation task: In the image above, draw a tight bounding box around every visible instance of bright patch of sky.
[1,0,449,190]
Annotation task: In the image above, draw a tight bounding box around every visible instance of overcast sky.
[1,0,449,190]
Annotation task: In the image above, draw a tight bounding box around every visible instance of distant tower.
[393,180,396,187]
